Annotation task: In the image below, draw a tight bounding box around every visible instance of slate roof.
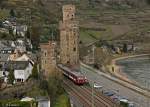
[36,96,50,102]
[1,47,15,51]
[4,61,30,70]
[0,40,12,47]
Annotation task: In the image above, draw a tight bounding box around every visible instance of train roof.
[70,70,84,77]
[57,64,84,77]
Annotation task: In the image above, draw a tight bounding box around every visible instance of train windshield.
[78,76,85,80]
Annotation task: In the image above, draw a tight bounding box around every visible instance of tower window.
[67,61,70,64]
[73,48,76,51]
[72,14,74,18]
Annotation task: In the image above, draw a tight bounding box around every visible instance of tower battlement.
[62,4,76,21]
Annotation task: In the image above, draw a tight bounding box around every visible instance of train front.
[76,76,88,85]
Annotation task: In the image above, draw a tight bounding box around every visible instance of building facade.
[40,41,56,76]
[14,61,33,82]
[59,5,79,65]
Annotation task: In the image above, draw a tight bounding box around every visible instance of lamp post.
[146,81,150,107]
[144,80,150,107]
[92,45,96,64]
[92,82,94,107]
[91,81,103,107]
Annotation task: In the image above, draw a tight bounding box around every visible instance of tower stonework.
[59,5,79,65]
[40,41,57,76]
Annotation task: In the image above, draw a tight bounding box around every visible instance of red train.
[57,64,88,85]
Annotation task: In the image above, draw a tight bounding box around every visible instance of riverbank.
[81,62,150,100]
[109,54,150,85]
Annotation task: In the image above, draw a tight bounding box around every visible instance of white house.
[5,61,34,82]
[13,61,33,82]
[12,25,27,37]
[15,39,26,53]
[7,54,34,82]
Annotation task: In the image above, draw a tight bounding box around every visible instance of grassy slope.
[25,85,48,97]
[54,94,70,107]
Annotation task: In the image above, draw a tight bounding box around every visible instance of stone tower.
[40,41,57,76]
[59,5,79,65]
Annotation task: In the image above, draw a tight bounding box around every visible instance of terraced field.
[2,0,150,45]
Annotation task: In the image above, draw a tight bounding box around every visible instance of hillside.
[41,0,150,44]
[1,0,150,45]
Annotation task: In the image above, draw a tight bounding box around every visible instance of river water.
[116,55,150,89]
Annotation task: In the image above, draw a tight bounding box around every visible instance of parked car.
[104,91,116,96]
[111,95,120,102]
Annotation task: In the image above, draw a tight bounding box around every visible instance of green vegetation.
[0,9,10,20]
[9,9,16,17]
[46,71,64,104]
[1,0,150,46]
[79,26,114,44]
[31,64,39,79]
[27,69,70,107]
[123,43,128,53]
[26,85,48,97]
[80,29,97,44]
[38,70,70,107]
[54,94,70,107]
[8,69,15,85]
[0,100,37,107]
[147,0,150,4]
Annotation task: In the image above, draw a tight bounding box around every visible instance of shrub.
[31,64,39,79]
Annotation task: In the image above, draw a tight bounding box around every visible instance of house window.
[3,72,5,76]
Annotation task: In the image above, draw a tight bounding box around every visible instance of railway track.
[82,86,120,107]
[63,78,120,107]
[63,80,91,107]
[75,84,109,107]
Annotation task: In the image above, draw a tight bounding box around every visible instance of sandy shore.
[110,54,150,84]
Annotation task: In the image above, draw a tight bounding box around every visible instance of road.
[80,64,150,107]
